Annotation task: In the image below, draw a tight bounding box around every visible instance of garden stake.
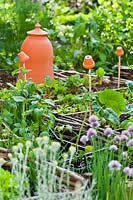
[89,69,92,116]
[83,55,95,117]
[116,47,124,89]
[18,51,29,81]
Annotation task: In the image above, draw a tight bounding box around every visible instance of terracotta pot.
[83,55,95,69]
[116,47,124,56]
[18,23,54,84]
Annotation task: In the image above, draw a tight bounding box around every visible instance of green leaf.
[66,125,72,133]
[23,132,32,140]
[33,108,43,121]
[39,131,49,137]
[44,76,51,84]
[12,96,25,102]
[99,53,106,61]
[45,99,55,106]
[104,108,119,125]
[96,67,105,78]
[99,89,126,115]
[74,22,86,39]
[127,81,133,93]
[11,68,20,76]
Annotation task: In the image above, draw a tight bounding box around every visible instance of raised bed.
[54,69,128,92]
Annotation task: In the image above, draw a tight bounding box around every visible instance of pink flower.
[108,160,121,171]
[109,145,118,151]
[127,139,133,147]
[104,127,114,137]
[87,128,97,139]
[120,135,128,141]
[88,115,98,123]
[113,135,121,142]
[80,135,88,145]
[129,168,133,177]
[128,126,133,136]
[122,130,130,137]
[123,167,130,175]
[88,115,100,128]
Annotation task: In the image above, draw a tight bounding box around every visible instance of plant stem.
[23,63,27,81]
[76,108,88,148]
[117,56,121,89]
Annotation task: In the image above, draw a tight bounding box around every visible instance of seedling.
[96,67,105,84]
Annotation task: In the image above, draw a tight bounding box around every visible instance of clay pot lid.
[27,23,48,36]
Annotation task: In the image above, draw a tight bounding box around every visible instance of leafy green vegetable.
[12,96,25,102]
[127,82,133,94]
[96,67,105,78]
[0,168,18,199]
[98,89,126,115]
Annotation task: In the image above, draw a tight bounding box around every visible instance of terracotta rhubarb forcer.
[18,23,54,84]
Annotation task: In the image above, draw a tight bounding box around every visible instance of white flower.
[36,137,42,145]
[51,142,61,152]
[69,146,76,156]
[17,152,24,160]
[0,158,6,167]
[17,143,23,150]
[26,141,32,148]
[53,160,58,166]
[63,153,68,161]
[42,136,49,144]
[12,145,19,153]
[33,148,43,157]
[12,158,19,165]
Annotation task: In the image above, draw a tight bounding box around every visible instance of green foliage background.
[0,0,132,72]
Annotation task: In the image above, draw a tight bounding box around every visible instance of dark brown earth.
[0,70,17,89]
[0,69,129,91]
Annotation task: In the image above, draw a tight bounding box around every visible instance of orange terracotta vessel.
[116,46,124,56]
[18,23,54,84]
[83,55,95,69]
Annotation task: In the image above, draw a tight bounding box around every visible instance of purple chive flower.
[32,0,45,4]
[87,128,97,139]
[108,160,121,171]
[88,115,98,123]
[109,145,118,151]
[89,115,100,128]
[123,167,130,175]
[122,130,130,137]
[120,135,128,142]
[128,126,133,136]
[127,139,133,147]
[104,127,114,137]
[90,121,100,128]
[129,168,133,177]
[113,135,121,142]
[80,135,88,145]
